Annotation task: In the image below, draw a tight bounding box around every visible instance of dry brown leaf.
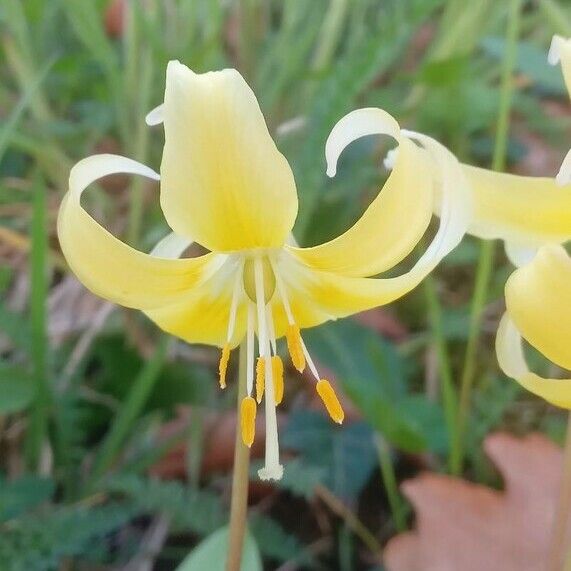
[385,432,569,571]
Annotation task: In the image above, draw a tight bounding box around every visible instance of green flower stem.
[452,0,522,476]
[548,412,571,571]
[375,434,406,532]
[25,174,52,471]
[226,343,251,571]
[423,276,458,473]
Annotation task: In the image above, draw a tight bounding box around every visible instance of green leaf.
[481,37,567,95]
[0,366,36,414]
[341,374,427,453]
[176,527,262,571]
[0,475,54,522]
[305,319,407,400]
[282,411,377,499]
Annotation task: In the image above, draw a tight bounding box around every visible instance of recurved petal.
[496,313,571,409]
[505,244,571,370]
[160,62,298,252]
[58,154,218,310]
[277,133,470,326]
[548,35,571,97]
[463,165,571,247]
[292,108,434,278]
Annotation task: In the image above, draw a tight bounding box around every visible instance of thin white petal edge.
[557,149,571,186]
[150,232,193,259]
[145,103,165,126]
[325,108,401,177]
[504,240,540,267]
[496,313,571,408]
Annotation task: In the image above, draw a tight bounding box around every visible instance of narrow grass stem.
[25,174,51,472]
[423,276,458,473]
[452,0,522,476]
[226,343,251,571]
[315,484,382,556]
[548,412,571,571]
[375,434,406,532]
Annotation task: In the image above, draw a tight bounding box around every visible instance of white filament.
[270,258,295,325]
[226,264,243,343]
[266,304,277,355]
[301,339,320,381]
[254,257,283,481]
[246,303,255,397]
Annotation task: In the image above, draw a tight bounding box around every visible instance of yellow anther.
[256,357,265,404]
[286,324,305,373]
[218,344,230,389]
[272,355,284,405]
[240,396,257,447]
[316,379,344,424]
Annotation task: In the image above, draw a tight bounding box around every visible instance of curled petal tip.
[556,150,571,186]
[326,164,337,178]
[145,103,164,126]
[548,35,564,66]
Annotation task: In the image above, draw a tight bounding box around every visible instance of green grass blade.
[87,337,168,488]
[24,173,52,471]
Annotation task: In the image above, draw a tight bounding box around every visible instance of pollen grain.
[218,344,230,389]
[286,324,306,373]
[240,396,257,447]
[272,355,284,405]
[316,379,344,424]
[256,357,265,403]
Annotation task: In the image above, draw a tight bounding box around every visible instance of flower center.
[242,256,275,303]
[218,250,344,481]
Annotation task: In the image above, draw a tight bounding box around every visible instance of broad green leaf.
[176,526,262,571]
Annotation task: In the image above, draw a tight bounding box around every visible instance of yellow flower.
[496,245,571,408]
[494,36,571,408]
[405,35,571,268]
[549,35,571,185]
[58,62,469,480]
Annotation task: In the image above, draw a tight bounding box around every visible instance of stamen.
[270,257,294,324]
[246,304,255,396]
[272,355,284,405]
[316,379,345,424]
[254,257,283,481]
[240,396,257,447]
[218,344,230,389]
[286,324,306,372]
[256,357,265,404]
[266,304,277,356]
[301,338,320,380]
[226,263,243,344]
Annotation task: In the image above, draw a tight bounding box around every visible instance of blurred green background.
[0,0,570,569]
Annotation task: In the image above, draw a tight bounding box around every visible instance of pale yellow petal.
[463,165,571,245]
[160,62,298,252]
[496,313,571,409]
[505,244,571,370]
[292,108,433,278]
[145,256,247,348]
[271,129,471,331]
[57,154,218,310]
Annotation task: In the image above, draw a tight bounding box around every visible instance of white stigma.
[253,257,283,481]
